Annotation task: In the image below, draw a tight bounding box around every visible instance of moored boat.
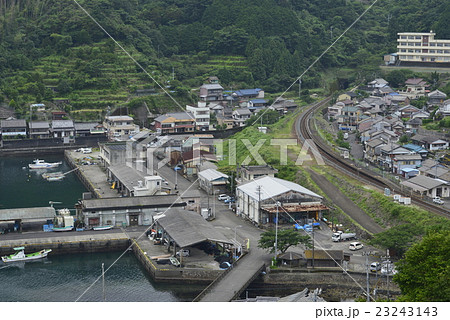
[52,226,73,232]
[93,225,114,231]
[42,172,65,181]
[1,247,52,263]
[29,159,62,169]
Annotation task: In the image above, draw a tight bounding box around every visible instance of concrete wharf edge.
[0,233,130,255]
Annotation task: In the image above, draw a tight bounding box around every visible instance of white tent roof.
[237,176,322,201]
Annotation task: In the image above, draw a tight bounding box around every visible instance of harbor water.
[0,251,204,302]
[0,155,205,302]
[0,155,87,209]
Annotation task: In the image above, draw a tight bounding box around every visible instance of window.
[437,43,443,47]
[401,42,407,46]
[408,36,415,39]
[400,35,407,39]
[415,43,421,46]
[430,50,436,53]
[408,49,413,53]
[401,49,406,52]
[415,50,421,53]
[408,43,414,46]
[415,36,421,39]
[430,43,436,46]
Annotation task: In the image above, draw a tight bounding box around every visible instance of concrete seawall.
[246,269,401,301]
[0,233,130,256]
[131,239,221,283]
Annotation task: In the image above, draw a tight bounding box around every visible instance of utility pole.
[299,78,302,99]
[312,223,315,269]
[382,249,391,301]
[274,201,280,264]
[102,263,105,302]
[256,185,262,225]
[363,251,371,302]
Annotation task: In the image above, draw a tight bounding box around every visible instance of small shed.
[304,250,344,268]
[278,251,304,267]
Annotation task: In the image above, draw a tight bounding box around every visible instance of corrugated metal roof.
[304,250,343,260]
[156,209,233,247]
[237,176,322,201]
[0,207,55,221]
[108,165,146,191]
[198,169,228,182]
[401,175,448,190]
[82,194,184,210]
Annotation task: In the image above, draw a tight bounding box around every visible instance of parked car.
[433,197,444,205]
[224,197,235,203]
[176,249,190,257]
[370,262,381,272]
[218,194,229,201]
[381,261,397,275]
[349,241,364,251]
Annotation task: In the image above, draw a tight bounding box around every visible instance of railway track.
[294,97,450,218]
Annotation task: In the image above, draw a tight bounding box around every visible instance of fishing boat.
[28,159,62,169]
[93,225,114,231]
[52,226,73,232]
[1,247,52,263]
[42,172,65,181]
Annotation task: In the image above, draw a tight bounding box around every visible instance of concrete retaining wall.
[0,237,130,256]
[131,240,220,283]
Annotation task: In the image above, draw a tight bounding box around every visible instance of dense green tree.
[258,229,312,254]
[370,224,423,257]
[394,231,450,301]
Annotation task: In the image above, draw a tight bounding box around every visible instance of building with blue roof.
[402,143,428,158]
[232,88,264,100]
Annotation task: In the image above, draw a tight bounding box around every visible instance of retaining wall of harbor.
[0,235,130,256]
[131,239,221,283]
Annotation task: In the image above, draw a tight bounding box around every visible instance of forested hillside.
[0,0,449,118]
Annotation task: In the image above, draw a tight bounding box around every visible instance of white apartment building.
[397,31,450,63]
[186,103,210,130]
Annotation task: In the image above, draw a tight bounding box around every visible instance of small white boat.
[52,226,73,232]
[93,225,114,231]
[42,172,65,181]
[2,247,52,263]
[29,159,62,169]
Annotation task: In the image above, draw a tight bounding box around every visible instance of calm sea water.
[0,155,205,302]
[0,155,87,209]
[0,251,204,302]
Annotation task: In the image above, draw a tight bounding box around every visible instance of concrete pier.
[0,231,129,256]
[131,236,223,283]
[65,150,117,198]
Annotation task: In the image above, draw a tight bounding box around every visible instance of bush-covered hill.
[0,0,449,118]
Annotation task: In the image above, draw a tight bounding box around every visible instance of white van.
[343,132,349,140]
[349,241,364,251]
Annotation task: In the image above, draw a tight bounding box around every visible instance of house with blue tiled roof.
[232,88,264,100]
